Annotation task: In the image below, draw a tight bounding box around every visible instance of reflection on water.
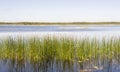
[0,59,120,72]
[0,25,120,72]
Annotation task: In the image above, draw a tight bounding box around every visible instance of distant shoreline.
[0,22,120,26]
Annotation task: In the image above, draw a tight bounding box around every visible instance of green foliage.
[0,36,120,63]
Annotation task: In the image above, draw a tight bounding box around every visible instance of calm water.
[0,25,120,72]
[0,25,120,32]
[0,25,120,39]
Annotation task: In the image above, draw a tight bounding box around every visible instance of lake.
[0,25,120,32]
[0,25,120,72]
[0,25,120,39]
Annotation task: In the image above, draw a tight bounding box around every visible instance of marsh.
[0,25,120,72]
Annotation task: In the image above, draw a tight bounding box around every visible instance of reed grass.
[0,36,120,64]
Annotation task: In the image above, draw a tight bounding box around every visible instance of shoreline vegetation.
[0,36,120,63]
[0,22,120,25]
[0,36,120,71]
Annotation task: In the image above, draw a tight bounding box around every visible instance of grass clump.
[0,36,120,65]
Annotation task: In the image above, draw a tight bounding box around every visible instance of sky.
[0,0,120,22]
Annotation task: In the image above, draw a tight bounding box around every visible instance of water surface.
[0,25,120,32]
[0,25,120,72]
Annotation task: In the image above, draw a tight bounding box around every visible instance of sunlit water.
[0,25,120,39]
[0,25,120,72]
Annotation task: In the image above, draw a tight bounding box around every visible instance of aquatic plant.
[0,36,120,66]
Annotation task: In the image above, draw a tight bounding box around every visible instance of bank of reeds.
[0,36,120,65]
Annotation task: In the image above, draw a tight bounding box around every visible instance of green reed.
[0,36,120,64]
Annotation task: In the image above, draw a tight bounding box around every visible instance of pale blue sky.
[0,0,120,22]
